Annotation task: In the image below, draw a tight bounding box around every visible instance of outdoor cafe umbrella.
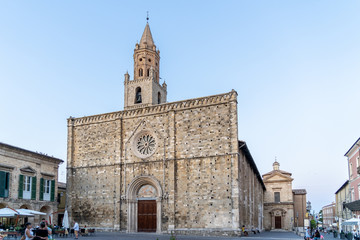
[62,210,69,229]
[16,209,46,216]
[0,208,33,218]
[341,218,360,226]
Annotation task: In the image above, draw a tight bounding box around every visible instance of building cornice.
[344,137,360,157]
[0,142,63,164]
[68,90,238,127]
[0,163,15,170]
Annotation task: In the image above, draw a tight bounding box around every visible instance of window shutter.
[5,173,9,197]
[31,176,37,200]
[51,180,55,202]
[40,178,44,201]
[18,174,24,199]
[0,171,5,198]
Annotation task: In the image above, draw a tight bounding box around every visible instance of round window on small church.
[135,133,156,157]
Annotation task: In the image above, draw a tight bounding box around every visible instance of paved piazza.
[65,231,303,240]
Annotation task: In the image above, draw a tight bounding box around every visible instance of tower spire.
[139,22,155,49]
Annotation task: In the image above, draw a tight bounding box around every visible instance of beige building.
[66,22,265,236]
[0,142,63,225]
[262,161,306,231]
[335,181,351,231]
[322,202,336,229]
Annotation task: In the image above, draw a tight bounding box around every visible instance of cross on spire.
[146,11,149,22]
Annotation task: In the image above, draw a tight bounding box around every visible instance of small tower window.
[139,68,143,77]
[158,92,161,104]
[147,69,150,77]
[135,87,142,104]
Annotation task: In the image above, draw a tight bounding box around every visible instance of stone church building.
[66,23,265,236]
[262,161,306,231]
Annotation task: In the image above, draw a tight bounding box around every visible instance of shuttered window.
[40,178,55,201]
[0,171,9,198]
[20,175,36,200]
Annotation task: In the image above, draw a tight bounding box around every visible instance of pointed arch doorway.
[127,176,162,233]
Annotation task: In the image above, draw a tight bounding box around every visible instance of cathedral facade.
[66,23,265,236]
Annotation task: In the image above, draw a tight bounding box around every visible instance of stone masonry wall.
[67,90,263,234]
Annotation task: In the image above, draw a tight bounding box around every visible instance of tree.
[319,210,323,224]
[311,219,317,230]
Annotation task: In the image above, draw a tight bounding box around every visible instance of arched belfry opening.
[135,87,142,104]
[126,176,162,233]
[139,68,143,77]
[157,92,161,104]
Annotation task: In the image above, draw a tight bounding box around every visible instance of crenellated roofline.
[68,90,238,126]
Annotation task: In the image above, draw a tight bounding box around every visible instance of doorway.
[137,200,156,232]
[275,216,281,229]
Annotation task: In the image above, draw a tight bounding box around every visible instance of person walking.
[73,221,79,239]
[305,227,311,240]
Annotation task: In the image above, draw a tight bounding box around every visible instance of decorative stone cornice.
[20,166,36,174]
[68,90,238,126]
[0,163,15,170]
[41,172,55,178]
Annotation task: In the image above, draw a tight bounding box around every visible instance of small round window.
[148,58,151,62]
[139,58,143,61]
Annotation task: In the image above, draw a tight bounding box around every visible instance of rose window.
[136,134,156,156]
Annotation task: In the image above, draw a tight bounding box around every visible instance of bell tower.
[124,21,167,110]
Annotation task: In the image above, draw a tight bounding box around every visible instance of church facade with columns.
[66,22,265,236]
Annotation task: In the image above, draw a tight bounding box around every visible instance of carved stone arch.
[269,208,287,229]
[127,175,163,199]
[270,208,287,216]
[126,176,162,233]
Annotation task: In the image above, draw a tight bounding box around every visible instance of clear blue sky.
[1,1,359,212]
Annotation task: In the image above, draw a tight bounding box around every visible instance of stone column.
[127,199,137,232]
[271,212,275,230]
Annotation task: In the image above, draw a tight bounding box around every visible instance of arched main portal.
[269,208,287,230]
[126,176,162,233]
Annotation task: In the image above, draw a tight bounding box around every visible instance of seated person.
[33,222,48,240]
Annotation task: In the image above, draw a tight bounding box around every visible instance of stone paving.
[42,231,304,240]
